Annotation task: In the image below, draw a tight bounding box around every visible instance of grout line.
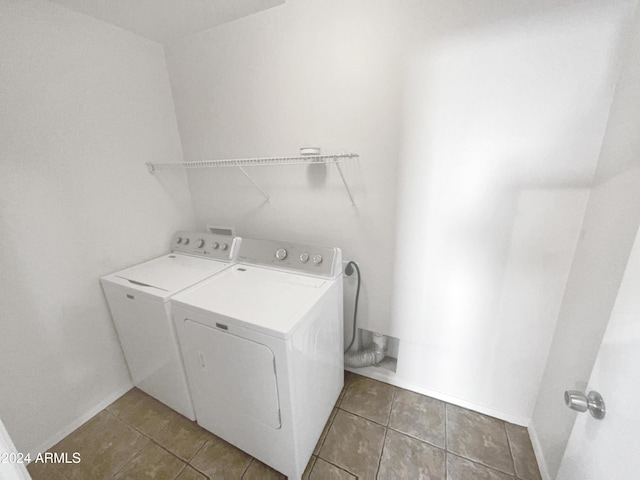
[444,451,448,480]
[119,418,152,440]
[444,403,448,479]
[375,424,389,478]
[445,405,515,476]
[385,386,397,427]
[240,458,254,478]
[386,426,446,452]
[449,450,516,477]
[316,457,358,478]
[445,403,448,452]
[187,438,213,479]
[448,452,518,479]
[504,422,518,478]
[109,439,149,478]
[150,438,192,466]
[188,463,211,480]
[336,406,390,428]
[315,408,338,457]
[172,464,188,480]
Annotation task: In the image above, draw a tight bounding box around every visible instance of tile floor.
[27,373,542,479]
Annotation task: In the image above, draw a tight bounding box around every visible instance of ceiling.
[47,0,285,44]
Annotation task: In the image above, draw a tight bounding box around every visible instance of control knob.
[176,237,183,244]
[275,248,288,260]
[313,254,323,265]
[197,239,205,248]
[299,252,309,263]
[184,238,190,245]
[221,243,228,251]
[212,242,219,249]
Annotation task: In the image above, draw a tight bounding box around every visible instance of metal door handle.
[564,390,606,419]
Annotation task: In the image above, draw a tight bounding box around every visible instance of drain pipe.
[344,332,387,368]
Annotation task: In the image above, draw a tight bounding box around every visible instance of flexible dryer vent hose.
[344,333,387,368]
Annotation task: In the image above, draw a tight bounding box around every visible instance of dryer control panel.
[238,238,342,278]
[172,231,240,261]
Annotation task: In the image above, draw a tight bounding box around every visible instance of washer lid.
[172,264,332,338]
[103,254,231,294]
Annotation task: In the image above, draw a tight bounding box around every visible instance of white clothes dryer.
[171,238,344,479]
[101,231,240,420]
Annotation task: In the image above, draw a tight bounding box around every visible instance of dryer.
[101,231,240,420]
[171,238,344,479]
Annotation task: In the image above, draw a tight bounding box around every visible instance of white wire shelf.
[146,153,358,171]
[146,152,359,206]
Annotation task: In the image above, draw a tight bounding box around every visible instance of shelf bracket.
[334,159,356,207]
[236,163,270,204]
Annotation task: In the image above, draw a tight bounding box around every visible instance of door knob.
[564,390,606,420]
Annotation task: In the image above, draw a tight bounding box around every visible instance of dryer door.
[183,319,281,429]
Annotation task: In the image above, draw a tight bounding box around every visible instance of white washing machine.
[171,238,344,479]
[100,231,240,420]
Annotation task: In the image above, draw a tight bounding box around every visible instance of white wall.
[165,0,636,425]
[165,0,410,336]
[392,0,634,424]
[531,3,640,478]
[0,0,194,455]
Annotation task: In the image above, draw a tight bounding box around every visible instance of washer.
[171,238,344,479]
[100,231,240,420]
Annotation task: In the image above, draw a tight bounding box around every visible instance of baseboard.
[345,366,530,427]
[27,383,133,459]
[528,424,552,480]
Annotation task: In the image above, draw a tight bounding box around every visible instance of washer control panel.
[171,231,239,260]
[237,238,341,277]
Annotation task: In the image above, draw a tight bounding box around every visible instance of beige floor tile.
[189,435,252,479]
[310,458,356,479]
[313,408,337,455]
[121,393,183,437]
[319,409,385,479]
[505,423,542,480]
[389,388,446,448]
[378,429,445,479]
[51,410,149,480]
[153,414,213,461]
[339,375,395,425]
[175,466,207,480]
[106,388,149,419]
[446,405,515,475]
[30,377,546,480]
[242,458,286,479]
[113,442,185,480]
[447,453,515,480]
[27,462,67,480]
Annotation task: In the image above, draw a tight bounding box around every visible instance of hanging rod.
[146,152,359,206]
